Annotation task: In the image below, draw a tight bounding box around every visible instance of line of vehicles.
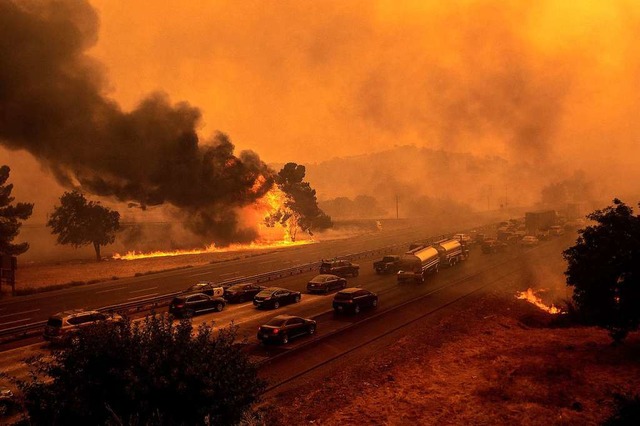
[42,235,474,347]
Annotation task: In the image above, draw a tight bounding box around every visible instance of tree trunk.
[94,242,102,262]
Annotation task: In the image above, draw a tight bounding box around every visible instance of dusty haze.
[2,0,640,257]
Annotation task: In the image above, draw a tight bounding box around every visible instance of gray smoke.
[0,0,274,244]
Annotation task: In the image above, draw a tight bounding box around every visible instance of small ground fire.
[515,288,565,315]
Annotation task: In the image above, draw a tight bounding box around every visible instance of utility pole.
[396,195,399,220]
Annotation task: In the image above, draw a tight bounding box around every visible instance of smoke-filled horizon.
[2,0,640,246]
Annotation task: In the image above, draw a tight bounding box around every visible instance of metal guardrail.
[0,222,498,343]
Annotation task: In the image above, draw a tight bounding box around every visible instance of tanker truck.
[433,238,469,267]
[397,245,440,283]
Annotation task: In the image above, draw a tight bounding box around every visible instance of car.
[181,281,225,297]
[333,288,378,314]
[453,233,473,245]
[169,293,226,318]
[0,387,16,417]
[43,309,123,344]
[253,287,302,309]
[481,239,508,254]
[549,225,565,236]
[307,274,347,294]
[223,283,266,303]
[257,315,317,344]
[319,259,360,277]
[519,235,540,247]
[373,255,402,274]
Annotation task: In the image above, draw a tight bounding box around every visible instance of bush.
[16,315,264,425]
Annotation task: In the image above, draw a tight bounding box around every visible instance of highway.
[0,218,488,334]
[0,230,572,404]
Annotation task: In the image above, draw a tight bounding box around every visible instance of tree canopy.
[47,191,120,261]
[0,165,33,256]
[265,163,332,240]
[563,199,640,342]
[18,316,264,425]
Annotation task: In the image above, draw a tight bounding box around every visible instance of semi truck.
[397,246,440,283]
[433,238,468,267]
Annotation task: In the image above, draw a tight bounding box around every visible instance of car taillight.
[273,328,279,334]
[175,303,184,308]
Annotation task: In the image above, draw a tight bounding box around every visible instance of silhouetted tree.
[563,199,640,343]
[0,165,33,256]
[17,316,265,425]
[47,191,120,261]
[265,163,332,240]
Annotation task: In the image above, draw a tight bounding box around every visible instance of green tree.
[47,191,120,261]
[265,163,332,240]
[563,199,640,343]
[0,165,33,256]
[17,316,265,425]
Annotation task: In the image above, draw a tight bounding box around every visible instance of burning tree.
[0,165,33,256]
[47,191,120,261]
[563,199,640,343]
[264,163,332,241]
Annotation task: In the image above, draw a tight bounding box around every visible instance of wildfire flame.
[113,181,313,261]
[515,288,565,315]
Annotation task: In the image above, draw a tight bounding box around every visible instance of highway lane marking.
[219,272,240,277]
[127,293,159,301]
[129,287,158,294]
[0,309,40,318]
[187,272,214,278]
[95,287,126,294]
[0,318,31,327]
[258,260,278,265]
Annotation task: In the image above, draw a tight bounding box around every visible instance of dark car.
[169,293,226,318]
[224,283,265,303]
[253,287,301,309]
[43,309,124,344]
[182,281,225,297]
[307,274,347,294]
[319,259,360,277]
[373,255,401,274]
[333,287,378,314]
[257,315,317,344]
[481,239,508,254]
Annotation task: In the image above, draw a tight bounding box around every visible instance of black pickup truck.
[373,255,401,274]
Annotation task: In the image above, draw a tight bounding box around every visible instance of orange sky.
[85,0,640,170]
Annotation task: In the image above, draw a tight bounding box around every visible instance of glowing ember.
[515,288,565,314]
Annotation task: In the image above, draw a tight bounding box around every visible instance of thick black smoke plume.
[0,0,273,244]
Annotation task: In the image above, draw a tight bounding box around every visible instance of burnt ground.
[258,273,640,425]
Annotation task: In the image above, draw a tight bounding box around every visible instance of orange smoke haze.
[3,0,640,249]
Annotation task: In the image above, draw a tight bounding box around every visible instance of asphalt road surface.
[0,218,487,333]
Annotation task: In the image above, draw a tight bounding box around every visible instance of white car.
[519,235,539,246]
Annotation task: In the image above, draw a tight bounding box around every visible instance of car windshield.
[256,290,274,297]
[320,262,333,268]
[47,318,62,327]
[311,276,328,283]
[227,285,242,291]
[334,292,353,301]
[265,317,288,326]
[172,297,187,304]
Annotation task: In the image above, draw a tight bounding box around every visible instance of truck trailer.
[397,246,440,283]
[433,238,468,267]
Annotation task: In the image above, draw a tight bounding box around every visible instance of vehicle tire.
[308,325,316,335]
[281,334,289,344]
[294,295,301,303]
[372,299,378,308]
[273,301,280,309]
[354,304,361,314]
[215,302,224,312]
